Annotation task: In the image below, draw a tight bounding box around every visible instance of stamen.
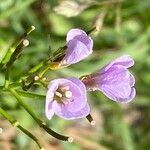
[61,86,70,91]
[55,91,63,98]
[65,91,72,98]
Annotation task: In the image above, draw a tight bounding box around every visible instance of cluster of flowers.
[45,29,136,121]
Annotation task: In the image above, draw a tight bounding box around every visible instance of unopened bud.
[42,77,47,81]
[34,76,39,81]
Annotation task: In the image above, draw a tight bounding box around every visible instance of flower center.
[54,86,72,104]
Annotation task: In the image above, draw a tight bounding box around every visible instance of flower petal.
[68,77,86,93]
[73,34,93,52]
[129,72,135,86]
[53,101,90,120]
[63,39,92,65]
[101,55,135,72]
[66,29,87,42]
[45,87,56,120]
[98,65,135,102]
[45,100,55,120]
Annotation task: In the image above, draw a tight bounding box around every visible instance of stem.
[8,88,70,141]
[0,26,35,68]
[17,90,45,99]
[0,107,43,149]
[4,68,10,88]
[9,88,42,124]
[4,38,30,89]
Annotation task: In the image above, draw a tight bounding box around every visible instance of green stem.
[9,88,42,124]
[0,26,35,69]
[17,90,45,99]
[4,67,10,88]
[8,88,70,141]
[0,107,43,149]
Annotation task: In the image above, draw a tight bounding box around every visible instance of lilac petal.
[101,87,136,103]
[128,88,136,102]
[68,77,86,93]
[66,29,93,52]
[73,34,93,52]
[62,39,92,65]
[45,88,55,120]
[53,101,90,120]
[66,29,87,42]
[100,55,135,73]
[100,84,132,102]
[129,72,135,86]
[46,79,63,120]
[98,66,135,102]
[45,100,54,120]
[99,66,132,86]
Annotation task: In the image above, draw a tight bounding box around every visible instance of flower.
[45,77,90,120]
[82,55,136,103]
[50,29,93,70]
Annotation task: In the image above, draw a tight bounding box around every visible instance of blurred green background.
[0,0,150,150]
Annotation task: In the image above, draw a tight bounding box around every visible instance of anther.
[61,86,70,91]
[65,91,72,98]
[55,91,63,98]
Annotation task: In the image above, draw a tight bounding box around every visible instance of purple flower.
[60,28,93,67]
[45,77,90,120]
[82,55,136,103]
